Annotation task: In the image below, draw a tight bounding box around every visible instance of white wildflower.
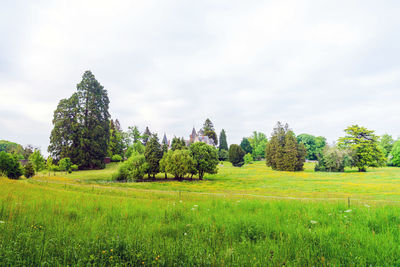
[364,204,370,208]
[184,233,187,235]
[0,221,4,224]
[310,220,318,224]
[193,205,198,207]
[344,209,352,213]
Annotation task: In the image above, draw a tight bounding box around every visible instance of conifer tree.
[219,129,228,151]
[142,127,151,146]
[144,134,163,178]
[202,118,218,146]
[240,138,252,154]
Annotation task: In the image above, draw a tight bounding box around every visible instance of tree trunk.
[165,173,167,179]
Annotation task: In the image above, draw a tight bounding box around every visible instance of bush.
[218,149,229,161]
[24,161,35,178]
[166,150,196,179]
[244,153,253,165]
[315,146,354,172]
[0,151,23,179]
[111,155,122,162]
[390,141,400,167]
[59,158,72,173]
[113,153,149,181]
[71,164,79,171]
[229,144,245,167]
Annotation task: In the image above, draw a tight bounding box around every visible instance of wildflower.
[193,205,198,207]
[364,204,370,208]
[110,256,113,259]
[0,221,4,224]
[102,250,106,254]
[184,232,187,235]
[344,209,352,213]
[310,220,318,224]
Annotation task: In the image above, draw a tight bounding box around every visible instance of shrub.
[166,150,196,179]
[28,150,46,172]
[229,144,245,167]
[390,141,400,167]
[315,146,354,172]
[59,158,72,173]
[218,149,229,161]
[113,153,149,181]
[24,161,35,178]
[71,164,79,171]
[111,155,122,162]
[244,153,253,165]
[0,151,23,179]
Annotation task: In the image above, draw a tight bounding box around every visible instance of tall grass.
[1,176,400,265]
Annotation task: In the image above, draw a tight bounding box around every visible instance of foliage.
[0,151,23,179]
[126,126,142,146]
[338,125,386,172]
[379,134,395,158]
[144,134,163,178]
[125,141,145,158]
[390,141,400,167]
[28,150,46,172]
[159,151,171,179]
[240,138,252,154]
[114,153,149,181]
[229,144,245,167]
[202,118,218,146]
[218,149,229,161]
[171,137,186,151]
[244,153,253,165]
[142,127,151,146]
[265,122,306,171]
[0,140,24,155]
[24,161,35,178]
[315,146,354,172]
[108,119,125,158]
[59,158,72,173]
[48,71,110,169]
[165,149,196,179]
[297,134,327,160]
[190,142,219,179]
[219,129,228,151]
[248,131,268,160]
[22,145,35,160]
[71,164,79,171]
[111,155,122,162]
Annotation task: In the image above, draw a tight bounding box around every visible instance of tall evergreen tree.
[240,138,252,154]
[48,93,81,163]
[265,122,305,171]
[143,127,151,146]
[108,119,125,157]
[48,71,110,169]
[202,118,218,146]
[144,134,163,178]
[219,129,228,151]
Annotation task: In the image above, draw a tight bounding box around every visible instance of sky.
[1,0,400,153]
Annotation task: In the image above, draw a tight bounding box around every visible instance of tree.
[379,134,395,158]
[219,129,228,151]
[48,93,81,164]
[244,153,253,165]
[48,71,110,169]
[28,150,46,172]
[126,126,142,146]
[229,144,245,167]
[46,157,56,175]
[114,153,149,181]
[265,122,306,171]
[0,140,24,155]
[315,146,354,172]
[248,131,268,160]
[190,142,219,180]
[165,149,196,180]
[24,161,35,178]
[108,119,125,157]
[0,151,23,179]
[218,149,229,161]
[389,140,400,167]
[144,134,163,178]
[142,127,151,146]
[202,118,218,146]
[22,144,35,160]
[338,125,385,172]
[240,138,252,154]
[171,137,186,151]
[59,158,72,174]
[297,134,327,160]
[159,150,172,179]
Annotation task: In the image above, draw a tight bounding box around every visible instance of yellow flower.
[102,250,106,254]
[110,249,113,252]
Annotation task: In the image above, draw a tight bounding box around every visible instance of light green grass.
[2,162,400,265]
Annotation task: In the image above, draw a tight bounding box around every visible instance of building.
[189,127,215,146]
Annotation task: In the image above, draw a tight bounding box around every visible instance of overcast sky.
[1,1,400,153]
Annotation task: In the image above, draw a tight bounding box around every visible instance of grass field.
[2,161,400,265]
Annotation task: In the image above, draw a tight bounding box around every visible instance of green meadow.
[2,161,400,265]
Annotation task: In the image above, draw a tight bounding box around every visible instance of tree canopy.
[190,142,219,179]
[338,125,385,172]
[202,118,218,146]
[219,129,228,151]
[297,134,326,160]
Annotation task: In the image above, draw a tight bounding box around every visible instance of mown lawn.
[2,162,400,265]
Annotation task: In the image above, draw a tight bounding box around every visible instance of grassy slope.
[1,162,400,265]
